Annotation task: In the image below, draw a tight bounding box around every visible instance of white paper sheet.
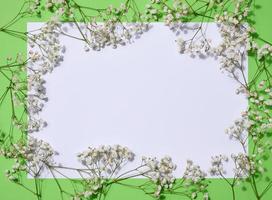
[28,22,247,178]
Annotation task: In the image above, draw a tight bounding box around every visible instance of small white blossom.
[184,160,206,184]
[141,156,176,197]
[27,15,64,133]
[231,153,253,177]
[6,137,56,178]
[77,145,135,178]
[225,112,251,142]
[209,155,228,176]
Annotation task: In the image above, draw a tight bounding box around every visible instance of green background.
[0,0,272,199]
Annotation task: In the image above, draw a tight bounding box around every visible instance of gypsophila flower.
[45,0,65,9]
[257,44,272,60]
[74,178,105,199]
[27,14,65,133]
[174,17,249,84]
[184,160,206,184]
[28,95,44,114]
[225,111,251,143]
[3,137,56,178]
[247,80,272,137]
[215,23,249,76]
[141,156,176,197]
[77,145,135,178]
[79,22,150,51]
[231,153,253,177]
[209,155,228,176]
[176,37,186,53]
[28,118,47,133]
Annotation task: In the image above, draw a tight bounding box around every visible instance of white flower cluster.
[10,66,27,107]
[256,81,272,106]
[209,154,254,178]
[144,0,189,26]
[27,118,47,134]
[45,0,65,9]
[212,1,250,80]
[183,160,206,184]
[7,137,55,178]
[73,178,105,199]
[20,137,55,176]
[77,145,135,177]
[144,4,160,21]
[209,155,228,176]
[173,1,251,84]
[28,0,41,13]
[247,80,272,138]
[78,22,150,51]
[182,160,208,200]
[28,16,63,73]
[27,15,64,133]
[215,23,249,75]
[176,35,212,56]
[221,80,272,177]
[231,153,253,177]
[174,22,250,87]
[214,0,250,25]
[255,43,272,60]
[225,111,251,142]
[142,156,176,197]
[28,94,44,114]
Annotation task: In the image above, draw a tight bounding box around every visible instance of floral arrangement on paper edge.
[0,0,272,200]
